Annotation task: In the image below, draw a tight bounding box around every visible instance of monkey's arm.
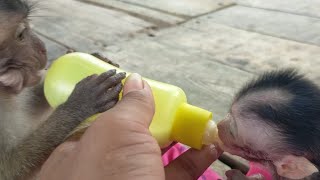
[0,70,126,180]
[2,104,92,180]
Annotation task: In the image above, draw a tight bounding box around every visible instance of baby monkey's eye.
[229,118,238,138]
[229,121,236,138]
[15,23,27,41]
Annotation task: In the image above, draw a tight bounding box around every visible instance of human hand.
[39,73,221,180]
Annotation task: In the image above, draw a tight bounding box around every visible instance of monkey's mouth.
[223,144,271,162]
[13,66,41,88]
[38,51,48,70]
[25,72,41,86]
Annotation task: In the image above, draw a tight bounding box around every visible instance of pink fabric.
[162,143,222,180]
[246,162,273,180]
[162,143,273,180]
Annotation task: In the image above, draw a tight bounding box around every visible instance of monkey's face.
[217,107,283,163]
[0,18,47,93]
[218,110,319,179]
[218,69,320,179]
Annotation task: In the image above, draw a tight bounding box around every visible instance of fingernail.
[209,144,218,157]
[119,72,126,77]
[127,73,143,90]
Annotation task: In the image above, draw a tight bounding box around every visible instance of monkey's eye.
[229,121,235,138]
[229,120,237,138]
[15,24,27,41]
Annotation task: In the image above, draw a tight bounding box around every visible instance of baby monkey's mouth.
[222,143,271,163]
[238,146,270,161]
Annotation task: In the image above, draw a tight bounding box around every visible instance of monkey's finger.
[83,74,97,81]
[96,69,116,84]
[91,52,120,67]
[97,72,126,92]
[66,49,76,54]
[76,74,97,87]
[111,62,120,68]
[226,169,249,180]
[165,145,222,180]
[96,84,123,106]
[106,83,123,99]
[91,52,102,58]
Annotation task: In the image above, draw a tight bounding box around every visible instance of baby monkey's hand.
[226,169,265,180]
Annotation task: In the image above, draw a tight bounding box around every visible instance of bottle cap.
[171,103,213,149]
[202,120,222,146]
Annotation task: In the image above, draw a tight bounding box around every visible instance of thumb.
[112,73,155,127]
[165,145,222,180]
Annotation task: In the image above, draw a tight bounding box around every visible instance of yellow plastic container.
[44,52,220,149]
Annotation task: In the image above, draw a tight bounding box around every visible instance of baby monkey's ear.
[274,155,318,179]
[0,69,24,93]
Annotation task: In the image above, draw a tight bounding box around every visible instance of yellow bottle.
[44,52,220,149]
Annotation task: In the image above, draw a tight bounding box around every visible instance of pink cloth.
[162,143,273,180]
[162,143,222,180]
[246,162,273,180]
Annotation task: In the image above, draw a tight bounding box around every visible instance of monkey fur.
[218,69,320,180]
[0,1,125,179]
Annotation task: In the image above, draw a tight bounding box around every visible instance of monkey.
[0,0,126,179]
[217,69,320,180]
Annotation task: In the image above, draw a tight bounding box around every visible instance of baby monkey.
[218,69,320,180]
[0,0,125,179]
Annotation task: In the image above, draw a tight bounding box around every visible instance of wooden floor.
[32,0,320,178]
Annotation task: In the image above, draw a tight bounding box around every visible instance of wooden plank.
[102,26,253,177]
[81,0,185,26]
[151,14,320,84]
[98,13,320,175]
[198,5,320,46]
[103,39,253,122]
[102,12,320,121]
[31,0,153,52]
[119,0,234,17]
[211,160,231,179]
[236,0,320,18]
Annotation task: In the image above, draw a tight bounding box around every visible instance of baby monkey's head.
[0,0,47,93]
[218,69,320,179]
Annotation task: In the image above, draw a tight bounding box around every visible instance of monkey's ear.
[274,155,318,179]
[0,69,24,93]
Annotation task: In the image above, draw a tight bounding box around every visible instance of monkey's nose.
[217,120,224,129]
[36,40,47,55]
[39,46,47,54]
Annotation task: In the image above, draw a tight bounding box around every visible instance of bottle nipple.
[202,120,223,148]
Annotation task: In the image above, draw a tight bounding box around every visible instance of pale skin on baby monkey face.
[217,106,319,179]
[217,107,281,162]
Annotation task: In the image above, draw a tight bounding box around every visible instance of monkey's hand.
[64,70,126,120]
[2,70,125,180]
[226,169,265,180]
[91,52,120,67]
